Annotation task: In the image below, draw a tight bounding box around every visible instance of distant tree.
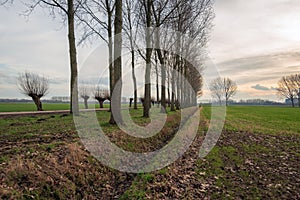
[210,78,224,105]
[94,87,109,108]
[17,72,49,111]
[290,74,300,107]
[79,85,90,109]
[223,78,238,106]
[210,77,237,106]
[277,74,299,107]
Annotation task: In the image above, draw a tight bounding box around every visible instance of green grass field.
[0,102,110,112]
[202,105,300,135]
[197,106,300,198]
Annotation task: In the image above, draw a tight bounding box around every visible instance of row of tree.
[16,70,197,111]
[3,0,214,124]
[17,71,239,111]
[17,71,111,111]
[277,74,300,107]
[19,71,300,111]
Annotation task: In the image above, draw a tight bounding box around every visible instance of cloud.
[210,0,300,62]
[251,84,277,91]
[49,77,68,85]
[78,76,109,86]
[213,49,300,85]
[203,49,299,101]
[0,64,18,85]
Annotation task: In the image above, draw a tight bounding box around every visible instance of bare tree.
[77,0,115,113]
[1,0,81,114]
[109,0,123,124]
[17,72,49,111]
[154,52,160,107]
[210,77,237,106]
[79,85,90,109]
[290,74,300,107]
[152,1,173,113]
[277,75,298,107]
[94,87,109,108]
[137,0,180,115]
[140,0,154,118]
[78,0,123,123]
[150,0,213,111]
[39,0,80,114]
[123,0,138,109]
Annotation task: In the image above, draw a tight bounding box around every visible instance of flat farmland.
[0,106,299,199]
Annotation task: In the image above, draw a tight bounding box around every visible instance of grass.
[202,105,300,135]
[0,105,299,199]
[0,106,181,199]
[0,106,165,141]
[196,105,300,199]
[0,102,110,112]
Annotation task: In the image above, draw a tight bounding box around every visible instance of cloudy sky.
[205,0,300,101]
[1,0,300,101]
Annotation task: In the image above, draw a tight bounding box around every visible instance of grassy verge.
[0,102,111,112]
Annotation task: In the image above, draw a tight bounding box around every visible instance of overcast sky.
[1,0,300,101]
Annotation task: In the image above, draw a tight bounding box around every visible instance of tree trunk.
[131,50,138,109]
[109,0,123,124]
[291,97,295,107]
[155,47,166,113]
[100,101,104,108]
[173,32,180,111]
[32,95,43,111]
[155,54,159,108]
[180,66,184,108]
[167,67,170,107]
[84,98,88,109]
[171,66,176,111]
[161,65,166,111]
[108,6,113,113]
[143,0,153,118]
[68,0,79,115]
[176,68,180,110]
[144,47,152,117]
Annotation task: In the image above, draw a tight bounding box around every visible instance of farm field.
[0,106,299,199]
[202,106,300,134]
